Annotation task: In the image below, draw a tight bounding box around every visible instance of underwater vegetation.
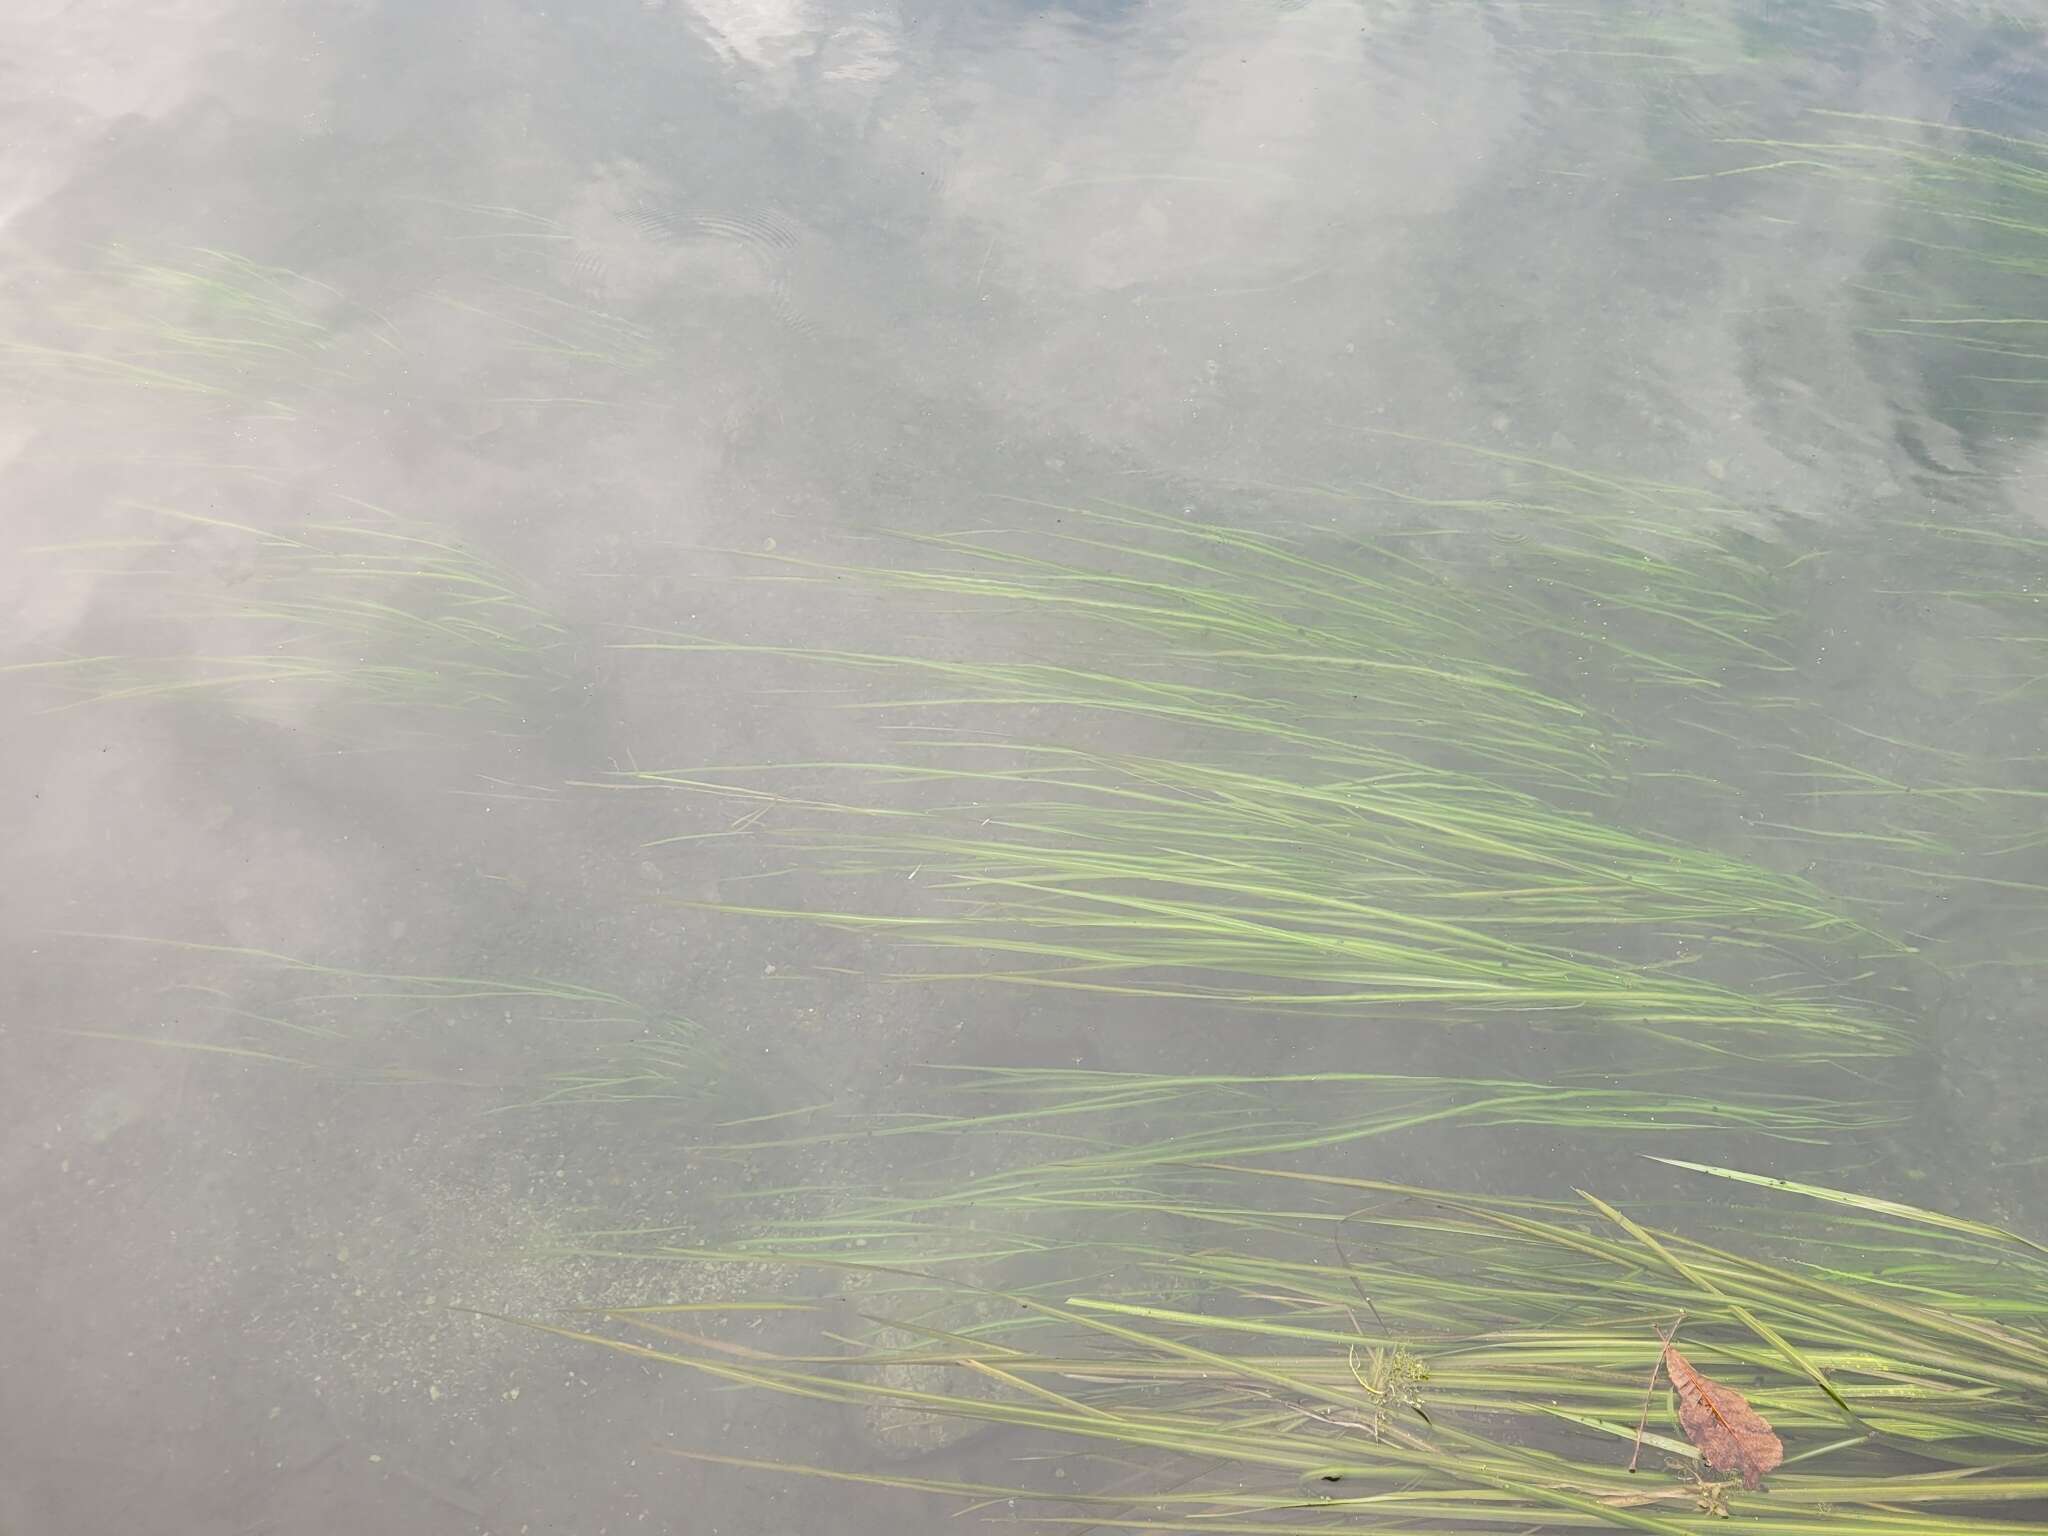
[607,443,2048,1086]
[706,1063,1903,1167]
[624,736,1909,1058]
[22,60,2048,1532]
[1700,107,2048,449]
[10,494,570,735]
[0,229,675,448]
[401,197,681,415]
[519,411,2048,1530]
[531,1138,2048,1534]
[563,402,2048,1519]
[50,935,728,1110]
[423,279,668,409]
[0,244,396,421]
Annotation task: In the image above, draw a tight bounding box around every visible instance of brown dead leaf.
[1662,1342,1784,1490]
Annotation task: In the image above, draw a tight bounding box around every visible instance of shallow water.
[4,0,2047,1531]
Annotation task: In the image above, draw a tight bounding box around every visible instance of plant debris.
[1662,1340,1784,1490]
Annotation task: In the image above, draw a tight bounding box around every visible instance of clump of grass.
[690,1066,1907,1277]
[10,497,570,733]
[704,481,1805,794]
[714,1063,1901,1163]
[613,429,2048,1058]
[628,741,1908,1057]
[541,1154,2048,1533]
[1696,109,2048,447]
[504,1016,729,1112]
[0,245,395,419]
[398,197,675,411]
[428,284,666,387]
[48,935,728,1109]
[675,1056,1907,1260]
[610,469,1946,1061]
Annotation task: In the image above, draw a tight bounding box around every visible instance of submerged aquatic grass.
[608,423,2048,1072]
[1699,109,2048,456]
[714,1064,1900,1163]
[540,1151,2048,1533]
[626,742,1910,1056]
[610,464,1982,1062]
[504,1016,730,1112]
[694,1067,1908,1277]
[48,934,728,1108]
[711,483,1805,788]
[11,496,570,731]
[0,244,395,419]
